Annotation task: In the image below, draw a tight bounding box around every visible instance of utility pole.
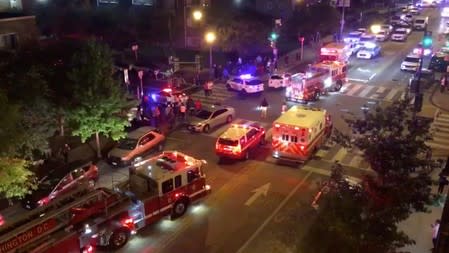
[338,0,350,40]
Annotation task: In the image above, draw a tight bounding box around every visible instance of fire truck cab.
[309,61,347,92]
[272,106,332,161]
[215,122,266,160]
[285,72,326,103]
[320,43,353,63]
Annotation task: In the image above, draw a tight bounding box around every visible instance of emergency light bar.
[240,74,252,80]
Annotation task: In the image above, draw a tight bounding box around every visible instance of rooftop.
[274,106,326,128]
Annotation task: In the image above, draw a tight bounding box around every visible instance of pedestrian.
[179,103,187,121]
[152,106,161,127]
[281,102,288,114]
[260,97,269,119]
[438,174,449,194]
[208,81,214,96]
[431,219,441,248]
[187,97,195,115]
[203,82,209,97]
[195,99,202,112]
[62,143,70,164]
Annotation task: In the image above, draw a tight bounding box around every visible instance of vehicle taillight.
[38,197,50,206]
[122,217,134,227]
[82,245,94,253]
[234,144,241,154]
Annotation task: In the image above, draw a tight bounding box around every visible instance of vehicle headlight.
[324,77,332,87]
[197,122,203,126]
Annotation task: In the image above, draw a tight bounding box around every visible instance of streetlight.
[192,10,203,21]
[205,31,216,71]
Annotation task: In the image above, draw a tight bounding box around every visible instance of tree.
[301,100,433,253]
[69,40,129,158]
[0,90,36,200]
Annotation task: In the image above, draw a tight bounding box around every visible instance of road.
[92,7,446,253]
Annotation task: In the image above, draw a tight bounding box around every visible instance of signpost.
[299,36,305,61]
[337,0,351,40]
[138,70,144,100]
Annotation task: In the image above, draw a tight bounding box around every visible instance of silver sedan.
[187,105,236,133]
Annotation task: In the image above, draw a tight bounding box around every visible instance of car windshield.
[405,57,420,63]
[395,30,407,34]
[247,80,262,85]
[218,138,238,146]
[195,110,212,119]
[361,47,375,52]
[232,78,243,84]
[378,31,385,35]
[271,75,282,79]
[38,177,61,192]
[360,37,374,41]
[118,138,138,150]
[415,20,425,23]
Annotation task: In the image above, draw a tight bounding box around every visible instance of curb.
[429,84,449,113]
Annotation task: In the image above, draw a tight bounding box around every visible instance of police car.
[391,28,408,41]
[343,31,363,44]
[356,43,381,59]
[215,122,265,160]
[226,74,264,94]
[358,34,376,47]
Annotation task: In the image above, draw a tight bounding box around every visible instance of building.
[0,0,34,13]
[0,13,38,50]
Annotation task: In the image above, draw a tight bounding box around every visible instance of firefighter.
[260,97,269,119]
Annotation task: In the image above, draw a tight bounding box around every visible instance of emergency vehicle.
[215,122,266,160]
[285,72,326,103]
[0,151,210,252]
[309,61,347,92]
[320,43,353,63]
[272,106,332,161]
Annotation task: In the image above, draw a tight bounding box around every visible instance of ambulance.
[272,106,332,161]
[319,42,353,63]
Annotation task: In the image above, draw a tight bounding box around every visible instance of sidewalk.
[430,85,449,112]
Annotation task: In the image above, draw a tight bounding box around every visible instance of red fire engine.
[272,106,332,161]
[0,151,210,252]
[285,72,327,103]
[310,61,347,92]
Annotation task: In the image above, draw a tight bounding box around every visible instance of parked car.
[429,52,449,72]
[22,161,99,210]
[187,105,236,133]
[108,127,165,166]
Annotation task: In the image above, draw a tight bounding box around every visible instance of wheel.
[259,135,266,145]
[335,80,343,91]
[171,200,188,219]
[226,115,233,124]
[244,151,250,160]
[109,228,130,249]
[203,124,210,133]
[157,142,164,151]
[314,91,320,101]
[87,179,96,189]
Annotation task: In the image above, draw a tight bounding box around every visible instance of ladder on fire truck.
[0,187,132,253]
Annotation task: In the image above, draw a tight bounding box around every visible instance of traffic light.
[414,93,423,112]
[270,32,278,41]
[423,33,433,48]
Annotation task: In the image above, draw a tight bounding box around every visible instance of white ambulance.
[272,106,332,161]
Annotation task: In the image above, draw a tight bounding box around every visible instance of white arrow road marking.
[244,183,271,206]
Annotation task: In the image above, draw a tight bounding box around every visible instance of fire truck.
[272,106,332,161]
[0,151,210,253]
[319,43,353,63]
[309,61,347,92]
[285,72,326,103]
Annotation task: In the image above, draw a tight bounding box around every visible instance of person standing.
[260,97,269,119]
[195,99,202,112]
[62,143,71,164]
[438,174,449,194]
[203,82,209,97]
[186,97,195,115]
[179,103,187,121]
[432,219,441,248]
[152,106,161,127]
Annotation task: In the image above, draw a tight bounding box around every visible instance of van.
[414,16,428,30]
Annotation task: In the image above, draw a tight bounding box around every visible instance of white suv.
[391,28,408,41]
[401,54,421,71]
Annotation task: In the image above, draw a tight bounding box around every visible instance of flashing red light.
[83,245,94,253]
[38,197,50,206]
[121,217,134,229]
[275,124,280,128]
[300,145,305,151]
[162,88,172,93]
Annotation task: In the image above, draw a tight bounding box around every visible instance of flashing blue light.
[151,94,157,102]
[240,74,252,80]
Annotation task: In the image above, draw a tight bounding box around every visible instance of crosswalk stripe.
[358,85,375,97]
[345,84,364,96]
[375,87,386,93]
[384,88,401,101]
[331,148,348,163]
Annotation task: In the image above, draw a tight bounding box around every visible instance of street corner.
[347,67,378,84]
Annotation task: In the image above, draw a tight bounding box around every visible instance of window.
[187,168,200,183]
[174,175,182,188]
[246,129,258,139]
[232,78,243,84]
[212,109,227,118]
[71,169,85,179]
[162,179,174,194]
[320,123,323,130]
[282,134,289,141]
[291,136,298,143]
[139,133,155,145]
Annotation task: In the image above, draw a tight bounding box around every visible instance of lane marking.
[236,170,313,253]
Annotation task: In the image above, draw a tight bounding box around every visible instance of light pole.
[205,32,216,72]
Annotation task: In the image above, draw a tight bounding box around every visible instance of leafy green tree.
[69,40,129,158]
[0,90,36,199]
